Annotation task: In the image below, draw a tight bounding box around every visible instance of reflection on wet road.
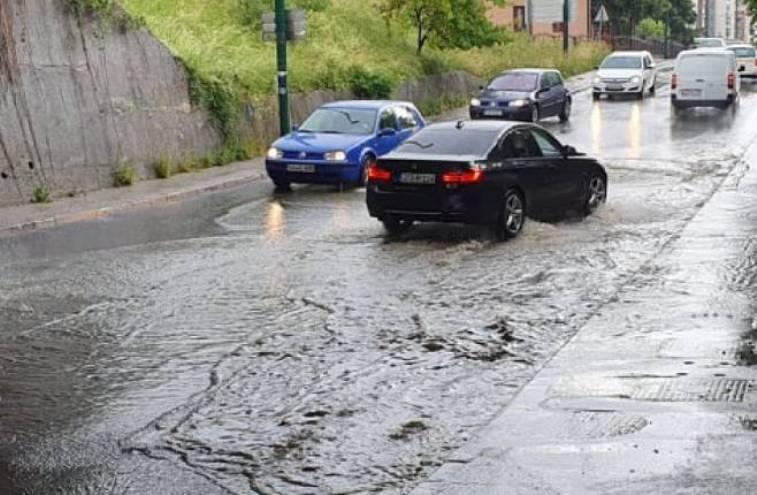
[2,83,757,494]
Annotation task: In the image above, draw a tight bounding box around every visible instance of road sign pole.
[275,0,290,136]
[563,0,570,53]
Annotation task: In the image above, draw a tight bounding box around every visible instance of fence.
[612,36,687,59]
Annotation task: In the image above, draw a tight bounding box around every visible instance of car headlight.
[593,76,602,84]
[470,98,481,107]
[630,76,641,84]
[267,147,283,160]
[508,99,530,108]
[324,151,347,162]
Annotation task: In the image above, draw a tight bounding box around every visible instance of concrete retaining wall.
[0,0,221,207]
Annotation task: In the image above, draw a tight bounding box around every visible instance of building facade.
[488,0,592,39]
[704,0,751,41]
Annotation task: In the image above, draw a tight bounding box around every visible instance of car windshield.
[697,39,724,48]
[488,73,538,91]
[299,108,377,135]
[729,47,756,58]
[395,129,500,156]
[601,56,642,69]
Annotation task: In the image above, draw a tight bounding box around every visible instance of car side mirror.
[292,124,300,131]
[562,145,578,158]
[379,127,397,137]
[649,64,656,69]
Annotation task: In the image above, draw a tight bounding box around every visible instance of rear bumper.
[366,184,494,225]
[671,95,734,109]
[266,160,361,184]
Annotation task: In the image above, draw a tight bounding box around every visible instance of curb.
[0,169,268,237]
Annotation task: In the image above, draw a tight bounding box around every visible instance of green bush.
[32,186,51,204]
[114,161,137,187]
[153,157,173,179]
[347,66,393,99]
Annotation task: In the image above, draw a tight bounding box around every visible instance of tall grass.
[121,0,608,100]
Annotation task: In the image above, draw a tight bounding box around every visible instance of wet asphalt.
[1,79,757,494]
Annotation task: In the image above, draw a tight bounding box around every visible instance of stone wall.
[0,0,221,206]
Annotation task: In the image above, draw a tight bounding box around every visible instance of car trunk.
[374,158,473,213]
[677,54,731,101]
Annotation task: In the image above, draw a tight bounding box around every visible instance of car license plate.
[680,89,702,97]
[286,164,315,173]
[483,109,503,116]
[607,84,623,91]
[399,172,436,185]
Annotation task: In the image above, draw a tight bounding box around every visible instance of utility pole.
[275,0,290,136]
[563,0,570,54]
[664,8,671,59]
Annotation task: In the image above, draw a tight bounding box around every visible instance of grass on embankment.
[120,0,608,101]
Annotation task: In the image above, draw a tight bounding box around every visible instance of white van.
[671,49,741,112]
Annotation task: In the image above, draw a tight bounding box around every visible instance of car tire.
[559,99,572,122]
[382,216,413,236]
[273,180,291,192]
[649,78,656,95]
[637,87,645,100]
[584,174,607,215]
[495,189,525,241]
[592,92,601,101]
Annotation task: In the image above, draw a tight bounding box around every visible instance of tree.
[637,18,664,39]
[376,0,505,55]
[596,0,695,42]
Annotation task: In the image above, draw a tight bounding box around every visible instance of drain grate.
[565,412,649,438]
[632,378,753,403]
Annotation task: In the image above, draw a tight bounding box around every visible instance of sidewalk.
[0,158,267,236]
[411,143,757,491]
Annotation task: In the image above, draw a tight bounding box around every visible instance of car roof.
[321,100,415,110]
[607,51,648,57]
[422,120,527,133]
[499,68,558,75]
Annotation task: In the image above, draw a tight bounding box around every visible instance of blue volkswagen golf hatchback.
[265,101,426,189]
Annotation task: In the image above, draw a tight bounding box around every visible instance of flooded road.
[2,82,757,494]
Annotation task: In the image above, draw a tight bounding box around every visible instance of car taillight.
[367,164,392,183]
[441,169,484,185]
[754,58,757,67]
[728,72,735,89]
[671,74,678,90]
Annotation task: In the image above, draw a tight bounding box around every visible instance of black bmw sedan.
[366,120,607,240]
[469,69,572,123]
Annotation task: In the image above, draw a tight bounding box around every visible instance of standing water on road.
[2,85,757,494]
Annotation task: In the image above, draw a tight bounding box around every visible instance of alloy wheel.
[587,176,607,211]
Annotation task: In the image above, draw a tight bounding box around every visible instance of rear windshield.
[395,129,500,156]
[678,54,731,76]
[488,73,538,91]
[729,47,756,58]
[601,56,642,69]
[696,39,725,48]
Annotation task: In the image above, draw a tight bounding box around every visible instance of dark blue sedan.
[266,101,426,189]
[469,69,572,123]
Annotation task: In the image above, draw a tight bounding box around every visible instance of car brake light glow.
[441,169,484,185]
[728,72,735,89]
[367,164,392,182]
[671,74,678,90]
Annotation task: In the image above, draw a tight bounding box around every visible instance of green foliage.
[114,161,137,187]
[601,0,695,43]
[185,66,238,141]
[32,186,51,204]
[347,66,393,99]
[375,0,505,54]
[637,18,665,40]
[153,157,173,179]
